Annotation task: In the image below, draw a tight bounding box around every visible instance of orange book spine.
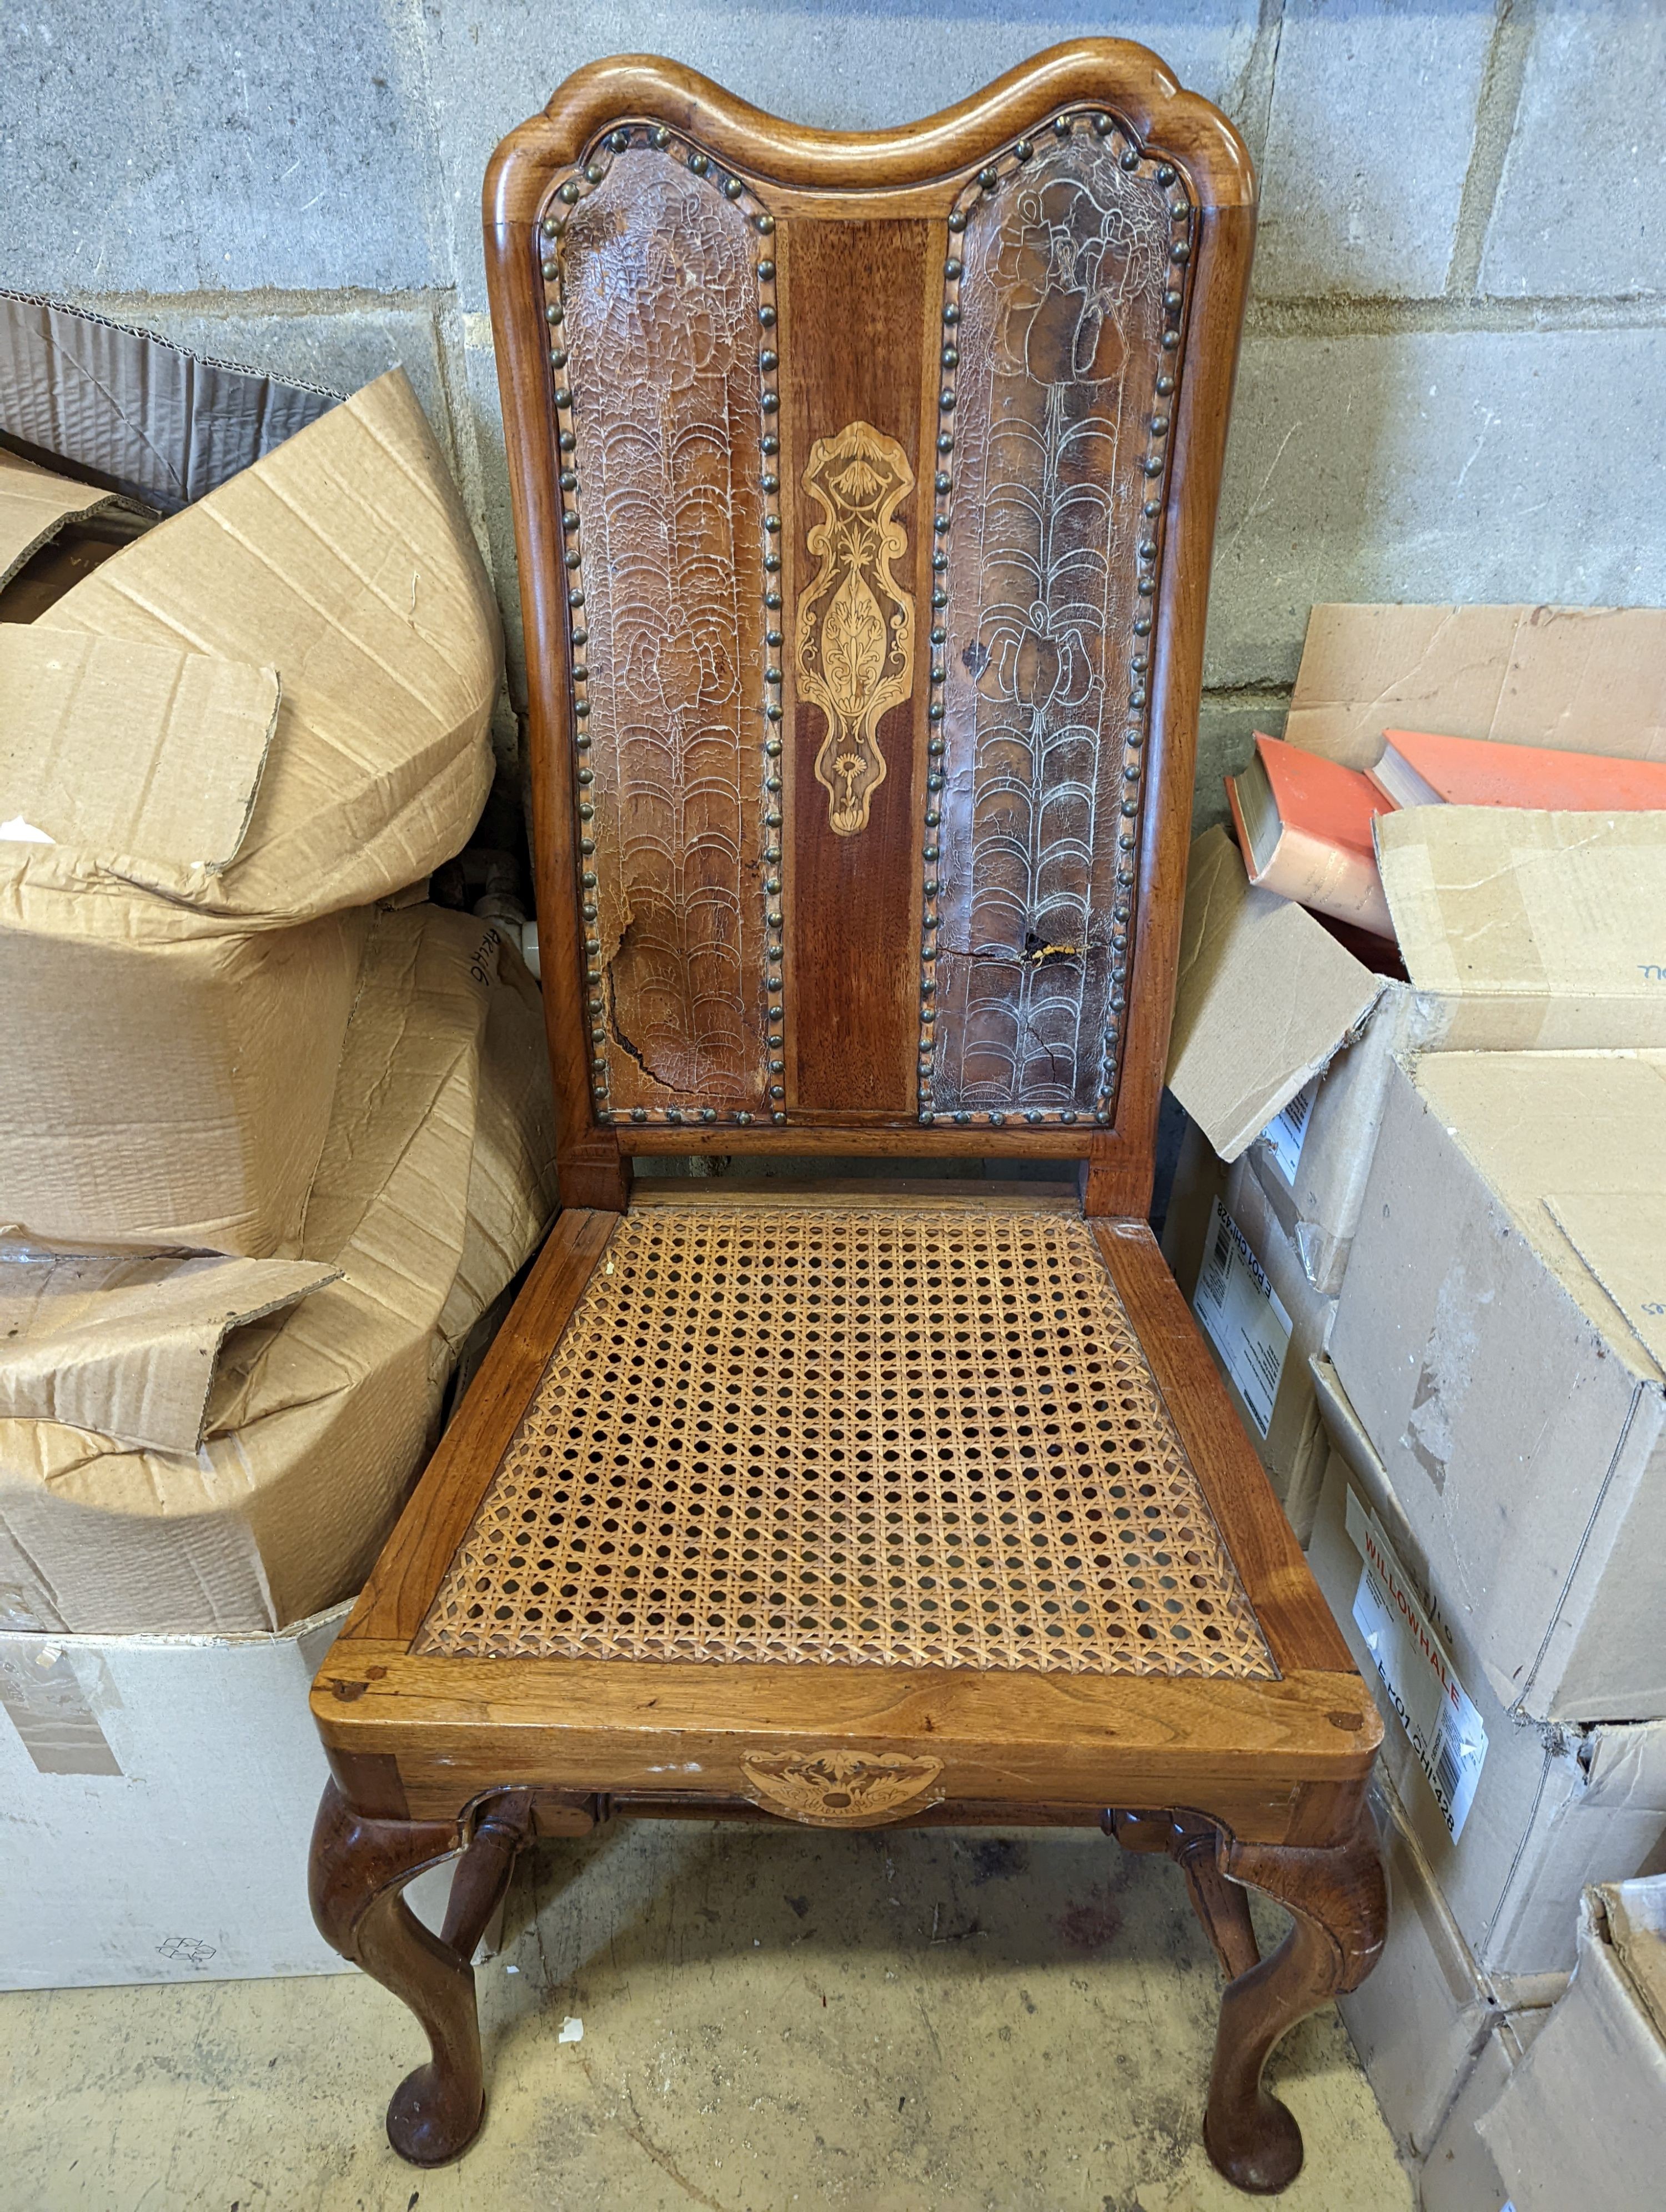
[1227,777,1394,937]
[1382,728,1666,811]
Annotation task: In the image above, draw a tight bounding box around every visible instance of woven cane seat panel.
[416,1207,1275,1679]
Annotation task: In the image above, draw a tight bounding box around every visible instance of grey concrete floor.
[0,1822,1411,2212]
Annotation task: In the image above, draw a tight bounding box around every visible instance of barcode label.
[1261,1076,1319,1185]
[1345,1488,1487,1841]
[1192,1198,1292,1438]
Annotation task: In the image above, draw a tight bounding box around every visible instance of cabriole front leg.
[1202,1803,1387,2195]
[308,1779,534,2166]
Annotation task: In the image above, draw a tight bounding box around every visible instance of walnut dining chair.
[307,39,1385,2194]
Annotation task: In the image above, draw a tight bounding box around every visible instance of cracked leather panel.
[559,148,773,1117]
[928,122,1189,1125]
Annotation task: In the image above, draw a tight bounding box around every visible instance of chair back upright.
[485,43,1256,1211]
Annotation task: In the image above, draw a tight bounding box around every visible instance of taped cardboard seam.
[0,1641,122,1776]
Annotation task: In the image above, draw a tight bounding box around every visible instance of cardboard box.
[0,1251,339,1453]
[1161,1125,1333,1539]
[0,1599,481,1990]
[1170,812,1666,1299]
[1308,1406,1666,1977]
[0,1604,351,1985]
[1283,602,1666,770]
[1337,1771,1557,2161]
[0,369,500,1254]
[1329,1049,1666,1723]
[1474,1877,1666,2211]
[0,903,557,1633]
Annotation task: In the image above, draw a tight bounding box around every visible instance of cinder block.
[1481,6,1666,298]
[5,0,438,294]
[414,0,1263,311]
[1253,0,1496,299]
[1205,323,1666,688]
[1193,695,1281,833]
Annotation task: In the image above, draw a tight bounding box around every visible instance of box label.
[1345,1487,1487,1841]
[1261,1076,1319,1184]
[1192,1198,1292,1438]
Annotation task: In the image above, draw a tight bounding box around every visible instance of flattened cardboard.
[1308,1435,1666,1975]
[0,448,147,590]
[1329,1052,1666,1722]
[0,291,340,513]
[1380,807,1666,1050]
[1167,826,1384,1161]
[1286,603,1666,770]
[0,627,278,869]
[0,904,557,1634]
[42,370,500,923]
[1478,1878,1666,2210]
[0,1255,338,1454]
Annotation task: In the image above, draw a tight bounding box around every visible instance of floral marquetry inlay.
[795,420,917,836]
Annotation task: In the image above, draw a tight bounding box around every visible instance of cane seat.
[416,1203,1276,1679]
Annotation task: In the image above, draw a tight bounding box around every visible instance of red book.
[1368,728,1666,811]
[1225,732,1396,938]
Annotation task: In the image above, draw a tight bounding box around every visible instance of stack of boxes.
[1163,603,1666,2195]
[0,310,558,1984]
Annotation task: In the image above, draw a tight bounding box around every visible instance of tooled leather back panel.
[538,108,1197,1135]
[931,131,1182,1127]
[556,151,775,1123]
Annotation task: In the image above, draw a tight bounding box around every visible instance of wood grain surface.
[781,218,934,1114]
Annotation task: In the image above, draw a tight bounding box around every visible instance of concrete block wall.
[6,0,1664,827]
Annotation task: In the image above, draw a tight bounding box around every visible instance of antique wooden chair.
[308,40,1384,2194]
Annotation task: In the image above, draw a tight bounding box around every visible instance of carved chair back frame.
[484,43,1255,1216]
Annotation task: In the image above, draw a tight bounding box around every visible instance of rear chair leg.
[1203,1806,1387,2194]
[1107,1809,1261,1981]
[309,1780,535,2165]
